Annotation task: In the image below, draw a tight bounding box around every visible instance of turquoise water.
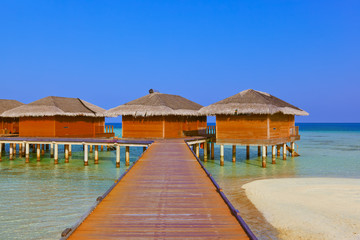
[0,123,359,239]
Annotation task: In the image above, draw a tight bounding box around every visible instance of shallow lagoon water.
[0,123,359,239]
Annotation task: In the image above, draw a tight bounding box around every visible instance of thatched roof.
[199,89,309,116]
[106,91,204,117]
[0,99,24,115]
[1,96,107,117]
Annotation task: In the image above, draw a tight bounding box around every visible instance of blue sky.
[1,0,359,122]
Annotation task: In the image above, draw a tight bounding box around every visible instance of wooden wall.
[19,116,105,138]
[216,113,294,141]
[123,116,164,138]
[1,117,20,134]
[122,115,207,139]
[20,116,56,137]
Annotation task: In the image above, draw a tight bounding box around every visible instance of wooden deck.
[65,139,253,239]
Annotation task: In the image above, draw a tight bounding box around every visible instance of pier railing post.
[262,145,266,168]
[84,144,88,166]
[220,144,224,166]
[116,144,120,168]
[54,144,58,164]
[125,146,130,166]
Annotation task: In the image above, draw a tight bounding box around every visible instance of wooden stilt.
[272,145,276,164]
[246,145,250,159]
[89,145,93,153]
[19,143,23,157]
[46,144,49,151]
[50,143,54,158]
[220,144,224,166]
[32,144,36,153]
[54,144,58,164]
[143,146,146,152]
[116,144,120,168]
[291,142,295,157]
[195,144,200,158]
[37,144,40,161]
[94,145,99,164]
[277,145,281,157]
[125,146,130,166]
[207,142,210,155]
[211,142,214,159]
[65,145,69,163]
[25,143,29,163]
[101,145,104,151]
[41,144,45,155]
[0,143,2,161]
[262,145,266,168]
[69,144,72,156]
[14,143,17,156]
[258,146,261,157]
[232,145,236,162]
[84,144,88,166]
[265,146,268,156]
[9,143,14,160]
[283,143,287,160]
[204,142,208,162]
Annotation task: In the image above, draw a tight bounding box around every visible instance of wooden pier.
[62,139,255,239]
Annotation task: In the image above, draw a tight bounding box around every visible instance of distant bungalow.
[107,89,206,138]
[0,99,24,135]
[1,96,113,138]
[199,89,308,166]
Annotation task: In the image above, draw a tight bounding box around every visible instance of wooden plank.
[67,140,250,239]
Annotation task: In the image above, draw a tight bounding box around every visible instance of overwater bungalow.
[0,99,24,135]
[199,89,308,166]
[107,89,206,138]
[1,96,113,138]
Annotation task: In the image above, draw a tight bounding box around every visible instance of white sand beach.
[242,178,360,240]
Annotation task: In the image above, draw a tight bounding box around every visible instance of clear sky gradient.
[1,1,359,122]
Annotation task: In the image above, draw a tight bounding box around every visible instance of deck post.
[37,144,40,161]
[204,142,208,161]
[246,145,250,159]
[258,146,261,157]
[0,143,2,161]
[116,144,120,168]
[272,145,276,164]
[41,144,45,155]
[84,144,88,166]
[50,143,54,157]
[220,144,224,166]
[25,143,29,163]
[94,145,99,164]
[291,142,295,157]
[65,145,69,163]
[54,144,58,164]
[232,145,236,162]
[69,144,72,156]
[195,144,200,158]
[262,145,266,168]
[89,145,93,153]
[211,142,214,159]
[125,146,130,166]
[9,143,14,160]
[283,143,287,160]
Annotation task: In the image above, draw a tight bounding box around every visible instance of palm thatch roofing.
[106,92,204,117]
[199,89,309,116]
[0,99,24,115]
[1,96,107,117]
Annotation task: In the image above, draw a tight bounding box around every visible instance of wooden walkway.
[66,140,252,239]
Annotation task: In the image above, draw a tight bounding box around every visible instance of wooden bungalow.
[199,89,308,166]
[1,96,113,138]
[106,90,206,138]
[0,99,24,135]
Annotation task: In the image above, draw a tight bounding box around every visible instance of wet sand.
[243,178,360,240]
